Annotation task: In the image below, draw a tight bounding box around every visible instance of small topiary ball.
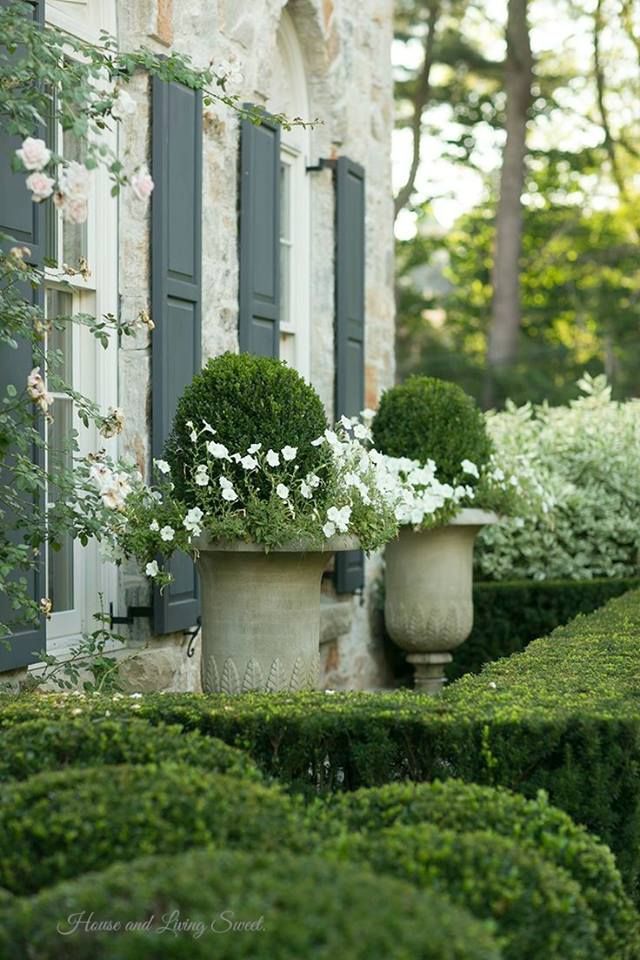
[371,375,492,485]
[165,353,328,502]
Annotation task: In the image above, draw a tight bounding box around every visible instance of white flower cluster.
[477,374,640,580]
[381,455,473,527]
[89,462,133,511]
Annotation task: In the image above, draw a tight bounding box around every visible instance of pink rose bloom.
[53,193,88,224]
[59,161,90,200]
[131,167,154,202]
[26,171,55,202]
[16,137,51,171]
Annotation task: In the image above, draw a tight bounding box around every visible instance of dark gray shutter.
[0,0,46,670]
[238,113,280,357]
[151,77,202,633]
[334,157,366,594]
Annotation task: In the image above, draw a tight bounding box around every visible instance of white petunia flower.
[190,430,198,443]
[461,459,479,479]
[281,445,297,462]
[327,505,352,533]
[221,486,238,502]
[310,436,324,447]
[353,423,369,440]
[276,483,290,500]
[240,454,258,470]
[322,521,336,538]
[219,476,233,490]
[160,525,175,542]
[145,560,159,577]
[207,441,229,459]
[149,519,160,532]
[300,480,312,499]
[307,473,321,489]
[248,443,262,454]
[194,464,209,486]
[154,459,171,474]
[266,449,280,467]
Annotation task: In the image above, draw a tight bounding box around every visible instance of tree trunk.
[485,0,533,407]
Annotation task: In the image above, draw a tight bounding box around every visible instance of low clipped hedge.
[0,849,502,960]
[446,576,640,681]
[0,763,306,895]
[318,780,638,959]
[322,823,597,960]
[0,716,261,783]
[3,591,640,896]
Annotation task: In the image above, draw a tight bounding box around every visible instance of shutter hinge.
[109,602,153,630]
[306,158,336,173]
[185,617,202,658]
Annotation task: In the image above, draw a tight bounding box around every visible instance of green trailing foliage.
[0,763,306,895]
[322,823,598,960]
[0,848,502,960]
[446,577,640,681]
[165,352,328,503]
[0,716,262,783]
[371,375,493,485]
[317,780,639,959]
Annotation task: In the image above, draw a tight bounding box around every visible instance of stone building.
[0,0,396,691]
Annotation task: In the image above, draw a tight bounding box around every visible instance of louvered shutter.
[0,0,46,670]
[238,113,280,357]
[334,157,366,594]
[151,77,202,633]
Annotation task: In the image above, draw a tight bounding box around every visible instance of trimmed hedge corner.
[0,716,261,783]
[0,848,503,960]
[447,576,640,681]
[322,823,597,960]
[318,780,638,959]
[0,763,306,895]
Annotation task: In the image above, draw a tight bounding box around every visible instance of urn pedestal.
[384,509,497,694]
[195,536,358,693]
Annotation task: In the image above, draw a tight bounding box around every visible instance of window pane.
[47,399,74,613]
[46,289,73,383]
[61,128,88,266]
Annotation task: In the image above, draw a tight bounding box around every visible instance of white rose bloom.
[149,519,160,532]
[281,445,297,462]
[160,525,175,542]
[131,166,154,202]
[207,441,229,459]
[266,449,280,467]
[16,137,51,171]
[111,87,136,120]
[276,483,290,500]
[154,459,171,474]
[221,486,238,502]
[461,459,479,479]
[25,171,55,201]
[145,560,159,577]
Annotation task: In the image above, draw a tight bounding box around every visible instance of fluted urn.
[384,509,497,694]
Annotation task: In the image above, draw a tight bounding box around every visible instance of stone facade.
[1,0,394,693]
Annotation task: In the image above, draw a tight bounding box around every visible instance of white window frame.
[275,10,311,382]
[40,0,119,659]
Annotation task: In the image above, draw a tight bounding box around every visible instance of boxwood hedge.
[0,763,307,895]
[0,849,502,960]
[317,780,638,959]
[0,716,261,783]
[323,823,597,960]
[3,591,640,895]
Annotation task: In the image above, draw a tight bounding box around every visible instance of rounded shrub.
[0,717,261,783]
[1,848,502,960]
[165,352,328,502]
[320,780,638,960]
[0,763,307,895]
[323,822,598,960]
[371,375,492,484]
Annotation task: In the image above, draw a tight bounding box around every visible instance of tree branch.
[394,1,441,218]
[593,0,627,200]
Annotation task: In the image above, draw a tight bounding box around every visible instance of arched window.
[269,9,311,380]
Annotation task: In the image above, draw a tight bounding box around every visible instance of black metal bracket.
[109,602,153,631]
[306,157,336,173]
[185,617,202,658]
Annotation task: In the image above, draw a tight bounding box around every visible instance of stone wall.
[114,0,396,692]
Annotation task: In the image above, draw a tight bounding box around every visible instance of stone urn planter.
[384,509,497,694]
[195,535,358,694]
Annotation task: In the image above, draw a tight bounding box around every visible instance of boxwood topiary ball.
[371,375,492,485]
[165,353,328,502]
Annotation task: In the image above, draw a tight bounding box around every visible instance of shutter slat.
[238,113,280,357]
[0,0,46,670]
[151,77,202,633]
[334,157,366,594]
